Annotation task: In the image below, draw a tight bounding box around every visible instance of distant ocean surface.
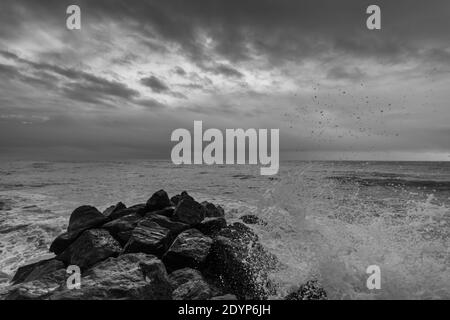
[0,160,449,299]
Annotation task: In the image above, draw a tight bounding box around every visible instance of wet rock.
[210,294,238,300]
[145,214,189,236]
[285,280,327,300]
[3,269,66,300]
[173,198,206,225]
[123,220,172,256]
[146,207,175,218]
[196,217,227,236]
[108,204,146,221]
[202,201,225,218]
[57,229,121,270]
[163,229,213,270]
[204,223,279,300]
[168,268,204,289]
[50,253,172,300]
[217,222,259,243]
[51,206,109,255]
[171,191,194,206]
[103,202,126,217]
[49,230,82,255]
[146,190,171,212]
[11,258,64,285]
[240,214,267,226]
[67,206,107,233]
[102,214,143,245]
[172,279,212,300]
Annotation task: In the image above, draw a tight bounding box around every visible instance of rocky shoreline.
[1,190,327,300]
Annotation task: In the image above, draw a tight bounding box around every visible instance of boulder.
[171,191,194,206]
[173,198,206,225]
[146,207,175,218]
[217,222,259,243]
[49,230,83,255]
[67,206,107,233]
[103,202,126,217]
[202,201,225,218]
[146,190,171,212]
[50,206,109,255]
[50,253,172,300]
[172,279,212,300]
[11,258,64,285]
[210,294,238,300]
[144,214,189,236]
[56,229,121,270]
[163,229,213,270]
[123,220,172,256]
[240,214,267,226]
[102,214,143,245]
[108,203,147,221]
[196,217,227,236]
[204,223,279,300]
[168,268,204,289]
[2,269,66,300]
[284,280,327,300]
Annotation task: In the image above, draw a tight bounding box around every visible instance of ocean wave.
[329,176,450,191]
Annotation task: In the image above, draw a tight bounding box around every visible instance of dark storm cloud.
[211,64,244,79]
[327,66,366,81]
[173,66,186,76]
[88,0,450,66]
[141,75,170,93]
[2,0,449,67]
[0,50,140,104]
[0,0,450,160]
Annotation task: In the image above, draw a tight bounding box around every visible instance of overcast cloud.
[0,0,449,160]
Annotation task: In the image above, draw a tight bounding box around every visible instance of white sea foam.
[0,160,448,298]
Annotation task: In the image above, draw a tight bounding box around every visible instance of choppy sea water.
[0,160,449,299]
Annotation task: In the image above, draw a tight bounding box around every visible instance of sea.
[0,160,449,299]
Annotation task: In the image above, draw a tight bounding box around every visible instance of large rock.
[168,268,204,289]
[204,222,279,300]
[11,258,64,285]
[146,190,171,212]
[173,198,206,225]
[50,206,108,255]
[145,214,189,235]
[284,280,327,300]
[202,201,225,218]
[210,294,238,300]
[2,269,66,300]
[50,253,172,300]
[57,229,121,270]
[103,202,126,217]
[123,220,172,256]
[240,214,267,226]
[108,203,146,221]
[146,207,175,218]
[172,279,212,300]
[49,230,83,255]
[170,191,194,206]
[163,229,213,270]
[102,214,143,245]
[196,217,227,236]
[67,206,107,233]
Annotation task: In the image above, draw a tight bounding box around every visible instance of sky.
[0,0,450,161]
